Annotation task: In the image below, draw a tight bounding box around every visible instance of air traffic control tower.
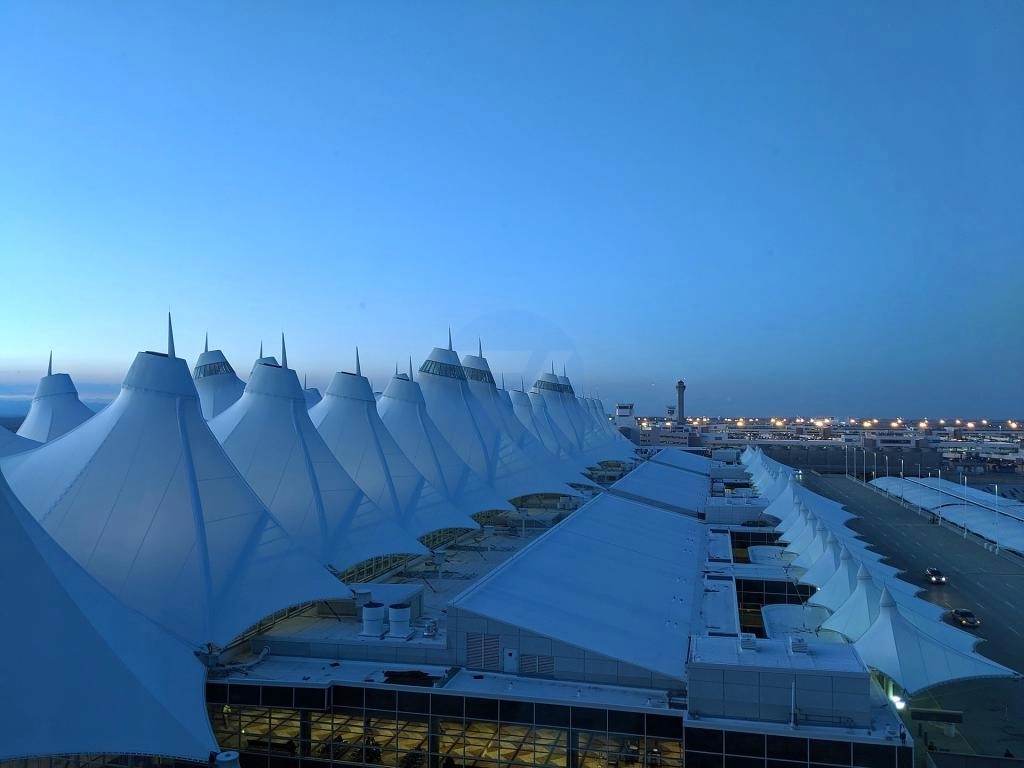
[676,378,686,422]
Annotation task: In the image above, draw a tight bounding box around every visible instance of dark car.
[925,567,947,584]
[951,608,981,628]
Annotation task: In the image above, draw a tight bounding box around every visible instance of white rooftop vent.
[739,633,757,651]
[789,636,809,654]
[360,602,387,638]
[387,602,415,640]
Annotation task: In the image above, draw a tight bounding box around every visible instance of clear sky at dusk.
[1,2,1021,418]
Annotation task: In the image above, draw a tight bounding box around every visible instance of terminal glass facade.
[206,683,911,768]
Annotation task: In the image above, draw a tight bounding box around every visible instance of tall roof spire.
[281,333,288,369]
[259,341,263,359]
[355,347,361,376]
[167,313,176,358]
[395,361,399,376]
[501,372,505,389]
[562,364,567,377]
[551,361,555,375]
[522,375,526,391]
[478,338,482,357]
[204,333,209,353]
[409,356,414,381]
[448,327,452,351]
[304,373,308,389]
[47,351,52,377]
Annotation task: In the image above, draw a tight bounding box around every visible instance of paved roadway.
[799,472,1024,762]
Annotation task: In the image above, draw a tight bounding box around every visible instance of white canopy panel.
[418,346,577,499]
[17,364,95,443]
[378,370,512,516]
[451,493,704,680]
[193,347,246,420]
[2,347,346,647]
[462,351,590,482]
[855,589,1019,695]
[310,368,475,536]
[0,471,217,761]
[210,356,427,571]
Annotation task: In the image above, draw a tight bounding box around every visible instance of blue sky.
[1,2,1021,418]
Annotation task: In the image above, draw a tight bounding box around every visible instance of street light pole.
[995,483,1000,555]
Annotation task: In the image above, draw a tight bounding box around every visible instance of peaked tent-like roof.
[210,356,427,571]
[2,342,346,648]
[461,350,590,483]
[854,589,1019,695]
[193,344,246,420]
[451,493,704,680]
[378,371,512,516]
[418,346,577,499]
[310,367,475,537]
[512,388,587,464]
[16,357,95,443]
[0,470,217,760]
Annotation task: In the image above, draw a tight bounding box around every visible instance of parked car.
[951,608,981,628]
[925,567,947,584]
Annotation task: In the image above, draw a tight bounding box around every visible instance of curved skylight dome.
[309,356,475,537]
[2,328,345,648]
[211,351,427,572]
[0,470,216,761]
[192,339,246,419]
[17,355,95,443]
[378,366,513,516]
[418,345,578,499]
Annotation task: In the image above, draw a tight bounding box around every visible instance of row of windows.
[464,367,496,385]
[207,685,909,767]
[211,703,911,768]
[419,360,468,380]
[532,380,572,394]
[194,361,236,379]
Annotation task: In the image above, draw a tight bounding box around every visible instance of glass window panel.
[810,738,852,765]
[853,742,895,768]
[609,710,644,736]
[432,694,465,719]
[646,714,682,740]
[536,703,570,728]
[684,752,724,768]
[686,728,724,753]
[767,735,807,761]
[466,697,500,720]
[725,731,764,758]
[572,706,608,732]
[500,699,535,724]
[261,686,293,708]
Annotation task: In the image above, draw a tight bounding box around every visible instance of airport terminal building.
[1,327,1015,768]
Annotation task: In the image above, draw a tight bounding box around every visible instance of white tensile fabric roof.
[310,367,475,536]
[304,386,323,408]
[512,388,586,463]
[418,346,577,499]
[0,424,39,457]
[193,345,246,420]
[17,357,95,443]
[874,476,1024,552]
[2,345,347,648]
[461,350,590,483]
[451,493,704,680]
[741,446,1020,694]
[378,370,512,515]
[0,471,217,761]
[210,354,427,571]
[855,589,1019,695]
